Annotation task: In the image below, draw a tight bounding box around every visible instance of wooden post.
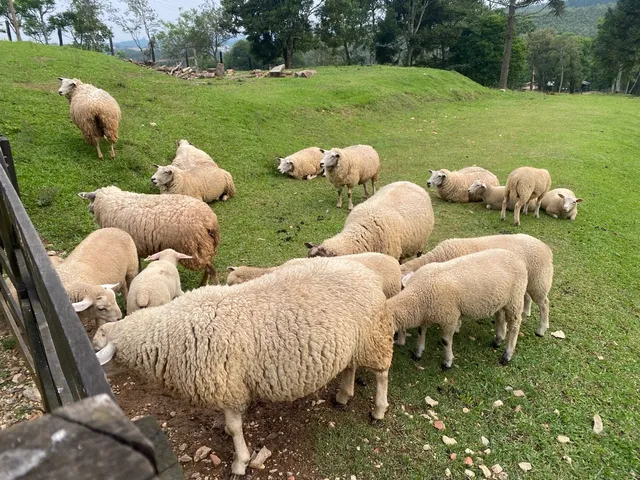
[57,27,63,46]
[5,20,12,41]
[150,39,156,63]
[219,51,223,63]
[109,37,114,56]
[185,48,189,68]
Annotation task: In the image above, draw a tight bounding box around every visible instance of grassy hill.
[1,41,639,479]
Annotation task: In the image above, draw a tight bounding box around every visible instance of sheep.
[126,249,192,313]
[172,139,218,170]
[321,145,380,210]
[468,181,539,212]
[57,77,121,160]
[305,181,434,262]
[539,188,583,220]
[400,234,553,337]
[92,258,394,477]
[501,167,552,226]
[277,147,324,180]
[54,228,138,327]
[227,252,402,299]
[390,249,528,367]
[78,186,220,286]
[151,163,236,203]
[426,167,499,203]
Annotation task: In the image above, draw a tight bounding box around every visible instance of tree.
[113,0,160,60]
[317,0,372,64]
[223,38,266,69]
[52,0,111,51]
[0,0,23,40]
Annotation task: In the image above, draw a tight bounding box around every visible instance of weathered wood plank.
[134,416,183,480]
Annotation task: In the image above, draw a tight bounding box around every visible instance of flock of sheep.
[53,77,584,477]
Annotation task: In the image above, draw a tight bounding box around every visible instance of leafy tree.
[0,0,56,43]
[112,0,160,60]
[223,38,266,69]
[51,0,111,51]
[317,0,372,64]
[0,0,22,40]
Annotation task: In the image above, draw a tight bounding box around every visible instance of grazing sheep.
[227,252,402,299]
[55,228,138,327]
[391,249,528,367]
[540,188,583,220]
[277,147,324,180]
[93,258,394,476]
[57,77,121,160]
[501,167,552,226]
[126,249,192,313]
[151,163,236,203]
[426,167,499,203]
[321,145,380,210]
[172,139,218,170]
[78,186,220,286]
[400,234,553,337]
[305,181,434,262]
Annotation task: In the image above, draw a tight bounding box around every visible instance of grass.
[1,41,639,479]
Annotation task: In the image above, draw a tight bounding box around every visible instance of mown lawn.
[0,42,639,479]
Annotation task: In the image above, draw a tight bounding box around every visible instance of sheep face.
[151,166,175,187]
[321,150,340,169]
[468,180,486,196]
[92,322,117,351]
[558,193,583,213]
[72,284,122,327]
[57,77,78,97]
[78,191,97,213]
[277,158,293,174]
[304,242,336,258]
[426,169,446,188]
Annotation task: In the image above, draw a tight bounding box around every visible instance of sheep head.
[558,193,583,213]
[277,158,293,174]
[57,77,80,97]
[151,165,175,188]
[304,242,336,258]
[320,149,340,169]
[426,169,446,188]
[72,283,122,327]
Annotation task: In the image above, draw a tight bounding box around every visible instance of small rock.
[350,476,357,480]
[515,405,522,413]
[557,435,570,444]
[428,409,438,419]
[551,330,565,339]
[179,455,192,463]
[491,464,503,474]
[150,122,157,127]
[161,422,167,428]
[513,390,525,398]
[597,355,604,360]
[194,446,212,462]
[422,444,431,451]
[288,476,295,480]
[479,464,492,478]
[170,411,176,417]
[493,400,504,408]
[463,407,470,414]
[563,455,572,465]
[210,454,221,466]
[465,469,475,478]
[445,468,452,477]
[190,474,201,480]
[442,435,457,446]
[179,443,187,452]
[593,414,604,434]
[504,386,513,392]
[449,453,457,460]
[249,446,272,469]
[484,449,491,455]
[425,396,439,407]
[464,456,473,466]
[518,462,532,472]
[496,473,509,480]
[328,421,335,428]
[22,387,41,403]
[465,448,474,455]
[481,436,490,446]
[554,409,560,415]
[12,373,25,384]
[434,420,445,431]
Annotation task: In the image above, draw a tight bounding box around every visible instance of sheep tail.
[136,290,150,308]
[95,115,106,138]
[208,227,221,256]
[225,173,236,198]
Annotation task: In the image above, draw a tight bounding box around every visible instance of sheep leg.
[534,199,542,218]
[224,409,251,477]
[513,200,523,226]
[440,323,457,369]
[500,197,508,221]
[493,310,507,347]
[500,308,523,365]
[347,187,354,210]
[523,293,532,317]
[395,329,407,346]
[372,369,389,420]
[109,142,116,159]
[363,182,369,199]
[335,365,356,405]
[535,296,550,337]
[456,318,462,333]
[95,140,104,160]
[413,326,427,360]
[371,178,376,195]
[336,187,343,208]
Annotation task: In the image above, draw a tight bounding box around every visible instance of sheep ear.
[401,272,414,289]
[72,298,93,312]
[428,169,433,173]
[557,193,565,199]
[319,149,325,154]
[101,283,120,291]
[152,163,161,169]
[304,242,317,249]
[78,191,96,200]
[576,198,583,203]
[175,253,193,260]
[96,341,116,366]
[57,76,64,81]
[227,266,237,272]
[482,182,486,188]
[146,252,161,261]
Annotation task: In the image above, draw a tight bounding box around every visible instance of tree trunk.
[530,67,535,90]
[283,37,294,69]
[630,71,640,96]
[150,40,156,63]
[558,47,564,93]
[343,39,351,65]
[7,0,22,41]
[498,0,516,89]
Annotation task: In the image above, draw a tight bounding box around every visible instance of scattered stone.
[481,436,490,446]
[557,435,570,444]
[465,448,474,455]
[11,373,25,384]
[425,396,439,407]
[288,476,295,480]
[328,421,335,428]
[428,409,438,419]
[149,122,157,127]
[450,453,457,461]
[194,446,212,462]
[190,473,201,480]
[464,456,473,466]
[554,409,560,415]
[350,476,357,480]
[210,454,222,466]
[597,355,604,360]
[518,462,532,472]
[514,405,522,413]
[22,387,41,403]
[465,469,475,478]
[170,411,176,417]
[493,400,504,408]
[513,390,525,398]
[504,386,513,392]
[249,446,272,469]
[479,464,492,478]
[442,435,457,446]
[484,449,491,455]
[593,414,604,434]
[422,444,431,451]
[551,330,566,339]
[179,443,187,452]
[496,473,509,480]
[179,455,192,463]
[434,420,445,431]
[491,464,503,474]
[563,455,572,465]
[463,407,470,414]
[445,468,451,477]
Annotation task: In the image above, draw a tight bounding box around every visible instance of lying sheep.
[400,234,553,337]
[151,163,236,203]
[227,252,402,299]
[306,181,434,261]
[321,145,380,210]
[55,228,138,327]
[93,258,394,477]
[277,147,324,180]
[126,249,192,313]
[501,167,552,226]
[391,249,528,367]
[426,167,499,203]
[57,77,121,160]
[79,186,220,285]
[172,139,218,170]
[540,188,583,220]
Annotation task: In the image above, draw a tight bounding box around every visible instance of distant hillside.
[566,0,615,6]
[530,4,611,37]
[114,38,149,50]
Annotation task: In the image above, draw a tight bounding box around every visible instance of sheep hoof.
[441,362,453,370]
[369,412,384,425]
[499,353,511,366]
[535,330,545,338]
[332,396,348,409]
[411,352,422,361]
[355,376,368,387]
[491,338,503,348]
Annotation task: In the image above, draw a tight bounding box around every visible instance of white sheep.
[78,186,220,285]
[57,77,121,160]
[305,181,434,261]
[126,249,192,313]
[391,249,528,367]
[501,167,552,226]
[321,145,380,210]
[539,188,583,220]
[92,258,394,476]
[172,139,218,170]
[54,228,138,327]
[151,163,236,203]
[426,167,499,203]
[400,234,553,337]
[277,147,324,180]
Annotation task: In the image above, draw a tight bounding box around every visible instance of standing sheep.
[391,249,528,367]
[426,167,499,203]
[126,249,192,313]
[321,145,380,210]
[468,181,539,212]
[539,188,583,220]
[55,228,138,327]
[172,139,218,169]
[400,234,553,337]
[57,78,121,160]
[78,186,220,285]
[501,167,552,226]
[93,258,394,477]
[277,147,324,180]
[305,181,434,262]
[151,163,236,203]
